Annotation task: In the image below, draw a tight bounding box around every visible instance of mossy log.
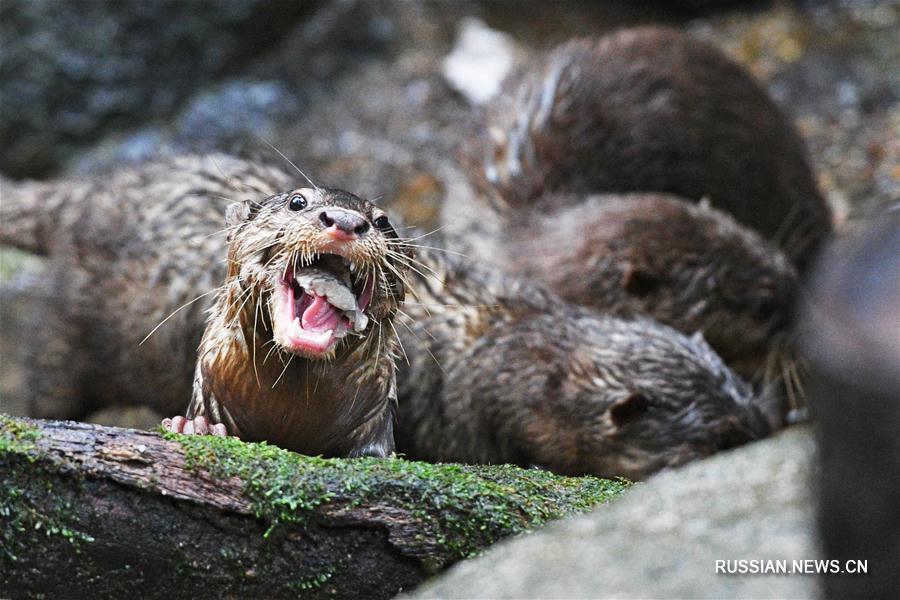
[0,416,628,599]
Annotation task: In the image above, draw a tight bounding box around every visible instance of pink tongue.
[301,295,343,331]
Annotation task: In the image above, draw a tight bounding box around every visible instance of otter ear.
[225,201,254,228]
[609,392,650,427]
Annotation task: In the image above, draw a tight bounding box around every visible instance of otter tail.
[0,176,77,256]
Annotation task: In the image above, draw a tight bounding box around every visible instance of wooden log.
[0,416,628,599]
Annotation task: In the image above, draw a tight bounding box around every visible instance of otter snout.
[319,208,370,240]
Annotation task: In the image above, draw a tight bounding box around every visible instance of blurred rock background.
[1,1,896,217]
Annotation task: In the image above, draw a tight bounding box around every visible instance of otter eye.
[751,295,778,321]
[373,215,390,230]
[288,194,307,211]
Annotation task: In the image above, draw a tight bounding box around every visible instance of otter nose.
[319,208,370,240]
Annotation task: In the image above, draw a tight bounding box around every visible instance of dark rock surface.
[803,208,900,599]
[3,1,894,229]
[0,0,314,178]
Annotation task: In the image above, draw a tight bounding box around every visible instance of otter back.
[396,245,775,480]
[462,27,832,269]
[1,155,292,418]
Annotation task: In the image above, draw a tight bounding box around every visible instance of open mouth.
[274,253,374,356]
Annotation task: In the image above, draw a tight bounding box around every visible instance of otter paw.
[161,415,229,437]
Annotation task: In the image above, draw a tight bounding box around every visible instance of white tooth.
[349,262,357,273]
[324,329,333,338]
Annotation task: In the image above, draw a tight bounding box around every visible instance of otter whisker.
[784,353,807,411]
[387,318,411,367]
[395,308,442,344]
[256,135,319,191]
[251,291,263,388]
[394,313,447,375]
[380,259,433,317]
[262,340,282,366]
[271,353,295,389]
[403,301,500,309]
[199,217,258,241]
[385,248,444,281]
[226,286,259,333]
[382,259,424,297]
[210,155,275,196]
[771,202,804,248]
[139,287,222,346]
[402,225,448,243]
[392,242,470,259]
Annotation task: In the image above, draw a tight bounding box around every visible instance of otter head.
[596,383,775,481]
[513,194,800,381]
[501,314,777,481]
[615,231,799,379]
[223,187,410,359]
[667,202,800,380]
[583,328,778,481]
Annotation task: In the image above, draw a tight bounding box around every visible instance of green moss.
[0,414,41,455]
[294,564,336,591]
[1,416,94,562]
[164,432,629,561]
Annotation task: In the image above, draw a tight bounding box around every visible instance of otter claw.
[162,415,229,437]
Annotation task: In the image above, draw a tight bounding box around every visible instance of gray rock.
[0,0,311,177]
[174,80,301,148]
[72,79,302,173]
[410,427,820,599]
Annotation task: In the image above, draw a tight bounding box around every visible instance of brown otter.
[498,193,799,379]
[395,245,777,480]
[1,155,284,420]
[2,155,775,473]
[459,27,832,270]
[165,186,409,456]
[1,155,409,456]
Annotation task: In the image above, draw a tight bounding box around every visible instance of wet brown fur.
[1,153,779,474]
[502,193,799,378]
[395,246,776,480]
[461,27,832,270]
[0,156,409,456]
[187,186,409,456]
[0,155,288,419]
[0,26,817,467]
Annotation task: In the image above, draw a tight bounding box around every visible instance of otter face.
[576,326,776,480]
[224,187,410,359]
[594,384,773,480]
[489,314,775,481]
[614,247,798,378]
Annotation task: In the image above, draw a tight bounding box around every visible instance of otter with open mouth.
[163,186,409,458]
